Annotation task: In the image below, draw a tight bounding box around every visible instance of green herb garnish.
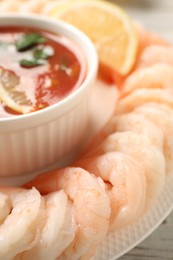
[15,33,46,51]
[33,46,54,60]
[20,59,46,68]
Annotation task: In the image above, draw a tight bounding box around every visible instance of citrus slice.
[48,0,138,75]
[0,68,33,114]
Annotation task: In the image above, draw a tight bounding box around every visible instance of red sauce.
[0,27,86,117]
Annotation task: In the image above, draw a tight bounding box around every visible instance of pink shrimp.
[121,64,173,96]
[19,190,77,260]
[0,192,11,224]
[0,187,45,259]
[115,88,173,115]
[85,131,165,210]
[24,167,111,260]
[75,152,146,230]
[134,102,173,173]
[84,112,164,153]
[137,45,173,68]
[130,23,170,72]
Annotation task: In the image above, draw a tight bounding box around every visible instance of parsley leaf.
[20,59,46,68]
[15,33,46,51]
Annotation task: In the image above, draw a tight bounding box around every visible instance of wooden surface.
[121,214,173,259]
[109,1,173,259]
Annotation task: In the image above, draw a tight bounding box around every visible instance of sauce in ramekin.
[0,26,86,117]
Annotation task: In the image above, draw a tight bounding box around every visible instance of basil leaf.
[16,33,46,51]
[33,49,48,60]
[20,59,46,68]
[33,46,54,60]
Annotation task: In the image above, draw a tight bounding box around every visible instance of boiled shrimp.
[85,112,164,153]
[121,64,173,96]
[24,167,111,260]
[76,152,146,230]
[134,103,173,173]
[0,193,11,224]
[86,131,165,210]
[20,190,77,260]
[0,187,45,259]
[137,45,173,68]
[116,88,173,114]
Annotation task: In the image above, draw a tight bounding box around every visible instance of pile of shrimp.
[0,1,173,259]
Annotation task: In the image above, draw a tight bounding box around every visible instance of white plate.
[1,80,173,260]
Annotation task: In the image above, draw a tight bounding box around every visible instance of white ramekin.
[0,14,98,176]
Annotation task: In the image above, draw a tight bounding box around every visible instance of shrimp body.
[134,103,173,173]
[76,152,146,230]
[87,131,165,210]
[121,64,173,96]
[0,193,11,224]
[138,45,173,68]
[21,190,76,260]
[86,112,163,152]
[25,167,111,260]
[116,88,173,114]
[108,113,163,149]
[0,187,45,259]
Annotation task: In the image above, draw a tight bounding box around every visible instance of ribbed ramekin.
[0,15,98,176]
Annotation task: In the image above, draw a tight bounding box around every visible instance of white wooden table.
[109,0,173,259]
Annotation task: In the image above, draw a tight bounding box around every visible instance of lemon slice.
[48,0,138,75]
[0,68,33,114]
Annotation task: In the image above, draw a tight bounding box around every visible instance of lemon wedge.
[0,68,33,114]
[48,0,138,75]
